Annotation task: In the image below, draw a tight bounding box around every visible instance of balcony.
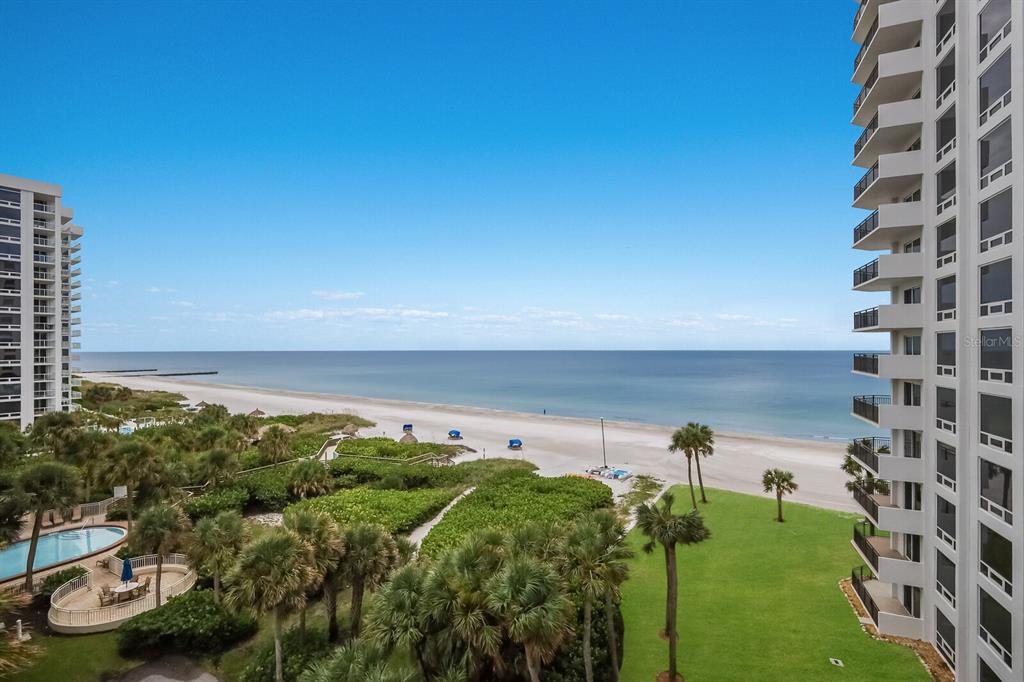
[853,353,880,375]
[33,202,53,214]
[852,1,925,86]
[853,303,923,331]
[852,522,923,587]
[853,100,923,168]
[852,47,923,126]
[852,252,922,291]
[852,485,924,534]
[852,394,888,424]
[850,566,923,639]
[852,150,922,209]
[852,394,921,430]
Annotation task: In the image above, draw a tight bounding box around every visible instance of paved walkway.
[408,486,475,549]
[114,655,219,682]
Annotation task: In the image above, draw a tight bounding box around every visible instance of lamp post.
[600,417,607,468]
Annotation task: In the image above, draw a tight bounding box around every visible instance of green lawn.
[8,630,140,682]
[619,487,929,682]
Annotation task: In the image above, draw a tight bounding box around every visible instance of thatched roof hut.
[255,423,296,439]
[399,432,418,445]
[195,401,211,408]
[341,423,359,437]
[248,408,267,418]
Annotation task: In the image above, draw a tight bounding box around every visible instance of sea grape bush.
[286,487,457,534]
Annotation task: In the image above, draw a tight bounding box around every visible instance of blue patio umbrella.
[120,559,134,585]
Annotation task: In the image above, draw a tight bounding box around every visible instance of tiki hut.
[248,408,267,418]
[195,401,211,408]
[341,423,359,437]
[255,423,296,440]
[399,432,418,445]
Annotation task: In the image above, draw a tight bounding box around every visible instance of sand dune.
[93,374,859,513]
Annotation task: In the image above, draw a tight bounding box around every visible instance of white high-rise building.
[848,1,1021,679]
[0,173,82,429]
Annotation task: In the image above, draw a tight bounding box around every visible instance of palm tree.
[29,412,79,462]
[668,423,714,507]
[636,492,710,682]
[365,564,431,677]
[283,508,342,632]
[338,523,400,639]
[197,448,238,488]
[486,555,573,682]
[564,524,602,682]
[196,425,229,451]
[258,425,293,463]
[104,440,161,529]
[189,510,247,603]
[299,640,415,682]
[132,506,191,606]
[0,423,26,469]
[226,528,313,682]
[288,459,332,499]
[71,430,115,500]
[17,462,80,591]
[591,509,632,682]
[762,468,798,522]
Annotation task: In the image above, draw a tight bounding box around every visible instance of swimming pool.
[0,526,126,581]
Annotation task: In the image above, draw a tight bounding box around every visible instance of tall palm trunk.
[776,492,784,522]
[23,511,44,591]
[525,648,542,682]
[213,571,221,604]
[665,544,679,682]
[605,591,620,682]
[685,457,697,510]
[582,596,594,682]
[349,576,365,638]
[298,604,306,633]
[694,454,707,503]
[154,554,164,606]
[125,488,134,531]
[324,581,340,641]
[272,607,285,682]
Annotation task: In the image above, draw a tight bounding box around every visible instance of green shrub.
[287,487,457,535]
[238,448,267,470]
[240,625,332,682]
[35,566,88,604]
[117,590,256,656]
[104,498,128,521]
[291,432,329,459]
[420,471,613,557]
[240,466,294,511]
[335,436,459,461]
[184,486,248,519]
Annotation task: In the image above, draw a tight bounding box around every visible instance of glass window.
[979,51,1011,112]
[937,386,956,423]
[980,188,1011,241]
[980,657,1000,682]
[980,0,1011,48]
[979,587,1012,655]
[981,259,1012,304]
[936,0,954,41]
[937,441,956,483]
[980,328,1012,369]
[936,220,956,257]
[937,105,956,150]
[980,119,1011,177]
[936,551,957,598]
[980,394,1012,440]
[937,494,956,539]
[937,50,955,92]
[937,332,956,366]
[980,523,1013,585]
[937,276,957,311]
[904,286,921,304]
[904,533,921,562]
[903,430,922,458]
[937,163,956,202]
[904,237,921,253]
[902,585,922,618]
[905,482,922,511]
[980,458,1012,511]
[904,335,921,355]
[904,382,921,406]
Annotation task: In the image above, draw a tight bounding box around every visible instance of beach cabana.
[403,424,414,432]
[341,423,359,437]
[508,438,523,450]
[399,432,418,444]
[448,429,462,440]
[195,401,210,408]
[248,408,267,418]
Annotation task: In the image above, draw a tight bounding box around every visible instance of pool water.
[0,526,126,581]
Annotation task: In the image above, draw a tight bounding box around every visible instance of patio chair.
[95,556,109,569]
[39,511,52,528]
[140,576,152,594]
[70,506,82,522]
[99,585,115,607]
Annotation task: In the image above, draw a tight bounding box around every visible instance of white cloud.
[146,286,177,293]
[594,313,632,322]
[715,313,752,321]
[170,300,194,308]
[312,290,365,301]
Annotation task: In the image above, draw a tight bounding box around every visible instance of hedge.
[419,471,613,557]
[334,437,459,461]
[35,566,88,605]
[117,590,256,656]
[286,487,457,535]
[327,456,535,491]
[183,486,249,519]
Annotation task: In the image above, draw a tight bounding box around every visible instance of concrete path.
[408,486,476,549]
[113,655,219,682]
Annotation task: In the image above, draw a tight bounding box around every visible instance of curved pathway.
[408,486,475,550]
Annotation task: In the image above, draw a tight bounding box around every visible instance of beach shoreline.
[90,373,859,513]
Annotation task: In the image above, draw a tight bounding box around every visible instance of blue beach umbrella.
[448,429,461,439]
[120,559,134,585]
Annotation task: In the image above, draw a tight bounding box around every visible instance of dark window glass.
[904,237,921,253]
[937,495,956,538]
[905,533,921,562]
[904,286,921,304]
[904,430,922,458]
[979,51,1011,111]
[980,0,1011,47]
[937,106,956,150]
[980,523,1013,583]
[905,482,922,511]
[980,119,1012,177]
[937,387,956,423]
[936,332,956,366]
[980,394,1012,440]
[937,50,955,92]
[904,382,921,406]
[980,657,1000,682]
[937,441,956,482]
[981,328,1013,369]
[980,188,1012,240]
[980,459,1012,510]
[902,585,921,618]
[979,587,1012,653]
[904,335,921,355]
[936,0,954,40]
[936,220,956,257]
[936,551,957,597]
[937,163,956,202]
[981,260,1012,303]
[937,276,957,311]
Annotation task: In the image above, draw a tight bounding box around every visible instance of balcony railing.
[854,114,879,158]
[853,483,881,520]
[851,565,879,626]
[853,307,879,330]
[851,436,890,472]
[853,353,880,375]
[853,66,879,117]
[854,18,880,72]
[853,210,880,244]
[853,394,889,423]
[853,522,880,571]
[854,259,880,286]
[33,202,53,213]
[853,1,866,33]
[854,162,880,200]
[979,18,1011,62]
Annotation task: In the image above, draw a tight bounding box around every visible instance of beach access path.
[91,374,859,513]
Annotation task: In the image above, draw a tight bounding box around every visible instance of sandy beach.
[92,374,859,513]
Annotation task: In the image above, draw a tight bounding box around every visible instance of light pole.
[600,417,607,468]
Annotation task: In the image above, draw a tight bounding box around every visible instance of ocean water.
[80,351,883,441]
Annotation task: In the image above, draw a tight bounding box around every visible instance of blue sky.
[3,0,879,351]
